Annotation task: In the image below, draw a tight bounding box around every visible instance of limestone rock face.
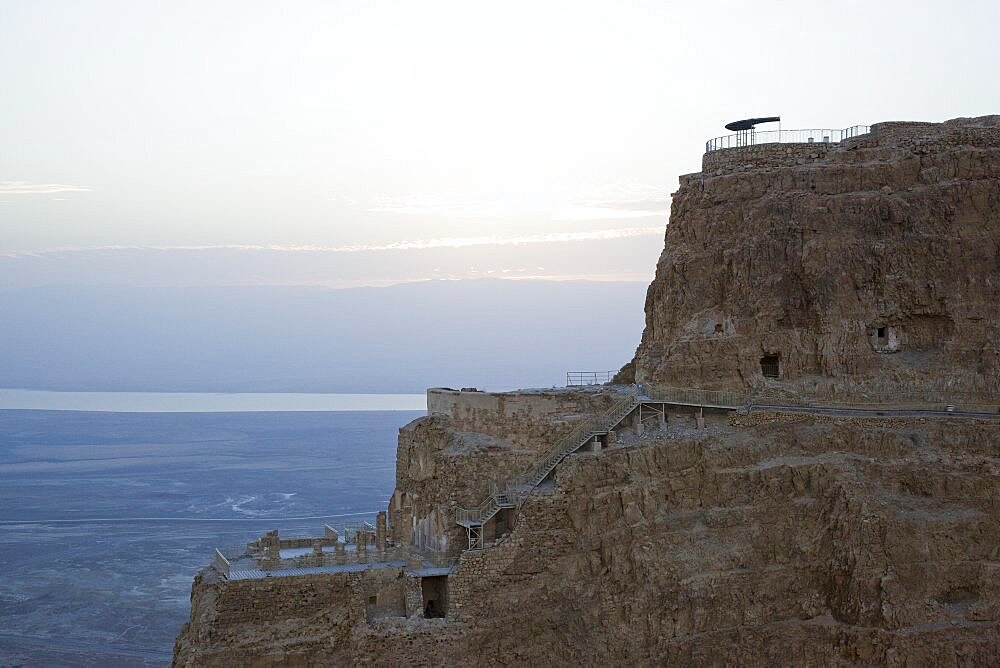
[174,411,1000,665]
[173,119,1000,665]
[620,117,1000,398]
[392,388,624,555]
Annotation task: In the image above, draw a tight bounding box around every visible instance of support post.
[467,525,483,550]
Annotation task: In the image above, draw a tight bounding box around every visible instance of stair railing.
[455,386,640,525]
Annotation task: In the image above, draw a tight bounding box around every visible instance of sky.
[2,0,1000,288]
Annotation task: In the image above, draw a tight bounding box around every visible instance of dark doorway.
[421,576,448,618]
[494,508,512,539]
[760,354,780,378]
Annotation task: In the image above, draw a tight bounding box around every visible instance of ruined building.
[174,117,1000,666]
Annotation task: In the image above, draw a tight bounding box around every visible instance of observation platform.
[701,118,871,175]
[705,125,870,153]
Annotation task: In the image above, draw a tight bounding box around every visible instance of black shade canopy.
[725,116,780,131]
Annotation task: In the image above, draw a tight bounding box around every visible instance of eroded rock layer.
[175,409,1000,665]
[620,117,1000,398]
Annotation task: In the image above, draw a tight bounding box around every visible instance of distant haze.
[0,280,646,393]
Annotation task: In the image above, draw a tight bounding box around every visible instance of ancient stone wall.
[426,387,619,448]
[391,388,624,555]
[701,140,837,175]
[177,403,1000,665]
[198,571,361,631]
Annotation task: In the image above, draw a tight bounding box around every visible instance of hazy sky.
[3,0,999,287]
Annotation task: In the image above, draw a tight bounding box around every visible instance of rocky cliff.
[618,117,1000,400]
[175,408,1000,665]
[174,119,1000,666]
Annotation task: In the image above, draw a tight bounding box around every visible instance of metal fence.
[644,385,750,408]
[779,392,1000,414]
[705,125,871,152]
[566,370,616,386]
[642,384,999,414]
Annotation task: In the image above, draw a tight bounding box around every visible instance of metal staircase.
[455,386,639,548]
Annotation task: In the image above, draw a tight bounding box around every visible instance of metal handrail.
[453,381,999,544]
[519,386,639,481]
[644,385,750,408]
[456,386,640,525]
[217,544,248,560]
[214,548,232,576]
[756,396,1000,413]
[705,125,871,152]
[645,384,997,413]
[566,371,616,386]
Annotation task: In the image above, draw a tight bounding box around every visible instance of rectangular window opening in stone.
[368,595,376,605]
[877,326,886,338]
[421,576,448,618]
[760,354,780,378]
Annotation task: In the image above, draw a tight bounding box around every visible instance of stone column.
[399,505,414,549]
[312,539,324,566]
[404,574,423,617]
[260,529,280,570]
[376,511,387,554]
[356,533,368,563]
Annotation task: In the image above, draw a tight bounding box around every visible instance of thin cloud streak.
[2,226,665,258]
[369,182,669,220]
[0,181,92,194]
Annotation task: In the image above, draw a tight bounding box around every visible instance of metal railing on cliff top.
[705,125,871,152]
[566,370,617,386]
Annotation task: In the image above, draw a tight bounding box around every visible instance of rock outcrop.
[175,408,1000,665]
[174,118,1000,666]
[619,117,1000,400]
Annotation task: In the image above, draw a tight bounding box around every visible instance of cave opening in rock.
[760,354,780,378]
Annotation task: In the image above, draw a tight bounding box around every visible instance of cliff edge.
[618,117,1000,399]
[174,118,1000,666]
